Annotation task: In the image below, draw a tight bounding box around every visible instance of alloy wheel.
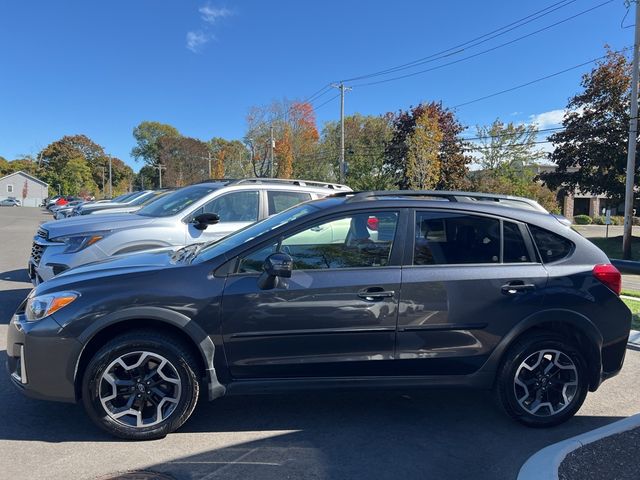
[513,349,579,417]
[99,351,182,428]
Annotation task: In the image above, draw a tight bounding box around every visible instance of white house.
[0,171,49,207]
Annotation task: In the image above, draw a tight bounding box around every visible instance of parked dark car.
[6,191,631,440]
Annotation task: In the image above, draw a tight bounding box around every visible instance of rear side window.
[268,191,312,215]
[414,212,500,265]
[529,225,574,263]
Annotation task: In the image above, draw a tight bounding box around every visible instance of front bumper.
[6,313,83,403]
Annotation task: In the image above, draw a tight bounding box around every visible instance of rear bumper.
[599,334,629,382]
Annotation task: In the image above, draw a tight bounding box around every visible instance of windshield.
[193,203,320,263]
[112,192,136,202]
[137,185,219,217]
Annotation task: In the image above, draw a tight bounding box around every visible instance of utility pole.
[331,82,352,183]
[108,157,113,198]
[155,164,166,188]
[623,0,640,259]
[269,124,275,178]
[208,151,212,178]
[101,167,106,198]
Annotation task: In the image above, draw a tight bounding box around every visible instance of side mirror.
[257,252,293,290]
[191,213,220,231]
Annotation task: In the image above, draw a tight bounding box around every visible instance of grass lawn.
[587,235,640,260]
[621,298,640,330]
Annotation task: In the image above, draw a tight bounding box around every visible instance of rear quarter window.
[529,225,574,263]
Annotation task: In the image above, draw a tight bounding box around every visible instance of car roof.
[308,193,566,232]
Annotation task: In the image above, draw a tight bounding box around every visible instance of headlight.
[52,231,109,253]
[25,291,78,322]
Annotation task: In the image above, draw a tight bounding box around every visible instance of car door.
[396,209,548,375]
[220,209,406,379]
[186,190,261,243]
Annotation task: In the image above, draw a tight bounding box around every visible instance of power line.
[348,0,614,88]
[452,49,628,108]
[340,0,578,83]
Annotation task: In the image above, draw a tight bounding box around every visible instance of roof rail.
[233,178,351,190]
[336,190,547,212]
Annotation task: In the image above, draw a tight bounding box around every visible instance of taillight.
[592,264,622,295]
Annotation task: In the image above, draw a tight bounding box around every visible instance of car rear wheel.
[82,331,200,440]
[496,332,588,427]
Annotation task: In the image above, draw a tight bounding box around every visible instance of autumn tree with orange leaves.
[245,99,321,178]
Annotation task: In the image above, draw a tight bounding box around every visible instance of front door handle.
[358,287,395,301]
[501,282,536,295]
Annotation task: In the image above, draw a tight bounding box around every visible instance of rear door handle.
[501,282,536,295]
[357,287,395,301]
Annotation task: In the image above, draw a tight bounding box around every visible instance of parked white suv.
[29,178,350,284]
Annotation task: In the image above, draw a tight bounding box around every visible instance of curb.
[517,413,640,480]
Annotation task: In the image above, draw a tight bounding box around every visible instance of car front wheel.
[81,330,200,440]
[496,333,589,427]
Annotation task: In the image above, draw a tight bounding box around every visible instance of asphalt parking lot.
[0,207,638,480]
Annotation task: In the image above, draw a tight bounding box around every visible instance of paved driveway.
[0,207,638,480]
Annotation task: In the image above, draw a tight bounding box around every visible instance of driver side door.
[220,209,405,379]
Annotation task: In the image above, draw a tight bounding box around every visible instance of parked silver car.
[73,190,156,215]
[28,178,351,284]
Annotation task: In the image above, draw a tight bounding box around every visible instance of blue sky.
[0,0,632,172]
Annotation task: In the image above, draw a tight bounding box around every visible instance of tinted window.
[198,190,259,223]
[414,212,500,265]
[137,185,219,217]
[238,211,399,273]
[268,191,312,215]
[529,225,574,263]
[503,221,532,263]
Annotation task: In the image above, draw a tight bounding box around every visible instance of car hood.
[43,247,180,289]
[40,213,158,239]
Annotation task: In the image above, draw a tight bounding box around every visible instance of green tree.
[131,121,181,167]
[540,49,633,202]
[59,157,96,196]
[386,102,471,190]
[475,119,545,174]
[320,114,395,190]
[209,138,251,178]
[406,110,443,189]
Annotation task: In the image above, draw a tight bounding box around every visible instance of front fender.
[74,306,226,400]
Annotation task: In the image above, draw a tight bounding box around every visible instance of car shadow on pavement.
[0,357,624,480]
[0,269,31,283]
[141,391,623,480]
[0,288,31,324]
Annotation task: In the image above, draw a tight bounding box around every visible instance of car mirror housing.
[257,252,293,290]
[192,213,220,231]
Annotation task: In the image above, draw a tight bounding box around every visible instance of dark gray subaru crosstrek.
[6,191,631,440]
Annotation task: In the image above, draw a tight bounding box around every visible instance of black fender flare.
[74,306,226,400]
[480,308,603,389]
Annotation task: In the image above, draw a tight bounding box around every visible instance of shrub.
[573,215,592,225]
[611,216,624,225]
[592,216,605,225]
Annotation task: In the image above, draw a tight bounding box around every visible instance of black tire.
[81,330,200,440]
[496,332,589,427]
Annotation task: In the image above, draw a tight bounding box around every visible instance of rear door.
[396,209,548,375]
[220,209,406,379]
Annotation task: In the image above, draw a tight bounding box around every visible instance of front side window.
[238,211,399,273]
[268,191,312,215]
[137,185,219,217]
[414,212,500,265]
[196,190,259,223]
